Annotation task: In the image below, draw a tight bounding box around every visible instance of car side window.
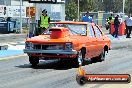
[87,25,95,37]
[93,26,102,37]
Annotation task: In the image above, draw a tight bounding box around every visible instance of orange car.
[24,21,111,66]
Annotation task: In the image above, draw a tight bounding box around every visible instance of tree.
[90,0,123,13]
[65,0,95,20]
[65,0,131,20]
[125,0,132,14]
[92,0,103,11]
[65,1,78,20]
[79,0,94,12]
[100,0,123,12]
[70,0,94,12]
[112,0,123,13]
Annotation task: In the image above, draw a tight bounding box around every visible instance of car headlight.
[65,43,72,50]
[25,42,33,50]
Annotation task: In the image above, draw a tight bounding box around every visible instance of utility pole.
[78,0,79,21]
[28,3,31,37]
[20,0,22,33]
[123,0,125,21]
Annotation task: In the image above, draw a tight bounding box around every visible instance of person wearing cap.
[82,11,93,23]
[38,9,50,35]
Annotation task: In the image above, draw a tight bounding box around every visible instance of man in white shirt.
[125,13,132,38]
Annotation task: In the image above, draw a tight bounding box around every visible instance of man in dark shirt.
[112,15,120,38]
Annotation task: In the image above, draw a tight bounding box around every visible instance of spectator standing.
[125,13,132,38]
[112,15,120,38]
[82,11,93,23]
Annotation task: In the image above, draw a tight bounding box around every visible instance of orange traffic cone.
[76,66,86,85]
[77,66,86,76]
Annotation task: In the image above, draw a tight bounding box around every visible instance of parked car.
[24,21,111,67]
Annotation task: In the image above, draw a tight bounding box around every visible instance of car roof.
[50,21,89,25]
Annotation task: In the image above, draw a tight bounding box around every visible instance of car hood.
[26,35,75,44]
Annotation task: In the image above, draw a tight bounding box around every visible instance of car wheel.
[29,56,39,67]
[59,59,68,66]
[91,49,106,63]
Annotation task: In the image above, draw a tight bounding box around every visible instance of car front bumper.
[23,49,78,55]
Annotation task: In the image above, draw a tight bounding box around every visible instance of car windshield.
[43,23,87,35]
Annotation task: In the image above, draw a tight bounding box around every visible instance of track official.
[38,9,50,35]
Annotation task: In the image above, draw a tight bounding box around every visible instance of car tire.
[29,56,39,67]
[91,49,106,63]
[59,59,68,66]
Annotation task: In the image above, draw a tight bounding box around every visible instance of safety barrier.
[110,22,126,36]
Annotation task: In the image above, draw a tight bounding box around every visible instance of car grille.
[33,44,64,50]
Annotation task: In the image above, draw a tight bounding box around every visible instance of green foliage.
[65,1,78,20]
[125,0,132,14]
[92,0,123,12]
[79,0,94,12]
[93,0,131,13]
[65,0,95,20]
[112,0,123,13]
[65,0,132,20]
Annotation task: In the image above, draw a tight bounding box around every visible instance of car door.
[92,25,104,55]
[85,24,98,58]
